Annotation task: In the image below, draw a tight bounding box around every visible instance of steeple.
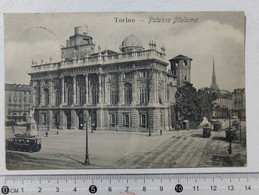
[210,57,219,90]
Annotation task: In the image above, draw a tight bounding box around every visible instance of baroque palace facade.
[29,26,192,132]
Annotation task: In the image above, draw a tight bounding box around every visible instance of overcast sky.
[4,12,245,91]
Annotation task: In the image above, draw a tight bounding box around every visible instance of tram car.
[6,134,42,152]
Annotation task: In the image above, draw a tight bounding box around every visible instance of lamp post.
[84,112,90,165]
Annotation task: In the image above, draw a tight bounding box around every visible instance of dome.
[120,35,144,52]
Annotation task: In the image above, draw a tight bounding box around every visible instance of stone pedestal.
[26,117,38,136]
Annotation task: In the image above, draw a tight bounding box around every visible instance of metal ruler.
[1,173,259,195]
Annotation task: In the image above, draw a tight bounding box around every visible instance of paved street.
[6,121,246,170]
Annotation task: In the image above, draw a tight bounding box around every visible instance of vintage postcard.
[4,12,246,170]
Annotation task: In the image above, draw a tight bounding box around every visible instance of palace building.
[29,26,192,132]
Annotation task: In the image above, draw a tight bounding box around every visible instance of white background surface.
[0,0,258,175]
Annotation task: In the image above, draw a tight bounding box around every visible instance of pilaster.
[61,76,65,105]
[73,75,77,105]
[85,74,89,105]
[118,71,124,105]
[59,110,67,130]
[71,109,78,130]
[39,80,45,106]
[132,70,138,105]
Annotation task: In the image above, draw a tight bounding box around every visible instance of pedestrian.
[56,131,59,135]
[45,131,48,137]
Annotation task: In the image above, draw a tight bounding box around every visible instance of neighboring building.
[210,58,219,90]
[5,83,31,123]
[213,98,233,118]
[232,88,246,120]
[28,26,192,132]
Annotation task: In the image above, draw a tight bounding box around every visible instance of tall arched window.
[79,86,86,105]
[44,88,49,106]
[68,86,73,106]
[110,84,118,105]
[124,83,132,105]
[140,83,148,104]
[55,89,60,106]
[92,84,99,105]
[158,82,164,104]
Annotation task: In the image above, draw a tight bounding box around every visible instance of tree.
[175,82,202,127]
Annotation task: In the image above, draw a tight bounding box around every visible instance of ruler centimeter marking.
[1,172,259,194]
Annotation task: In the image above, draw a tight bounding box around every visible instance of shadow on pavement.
[190,134,203,138]
[211,136,226,141]
[59,154,84,165]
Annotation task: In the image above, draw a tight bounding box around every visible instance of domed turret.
[120,35,144,52]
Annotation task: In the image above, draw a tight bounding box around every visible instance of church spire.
[210,57,219,90]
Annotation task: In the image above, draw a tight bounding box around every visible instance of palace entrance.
[89,109,97,130]
[65,110,72,129]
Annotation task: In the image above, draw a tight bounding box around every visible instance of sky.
[4,12,245,91]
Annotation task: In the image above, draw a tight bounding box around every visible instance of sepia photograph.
[4,12,246,170]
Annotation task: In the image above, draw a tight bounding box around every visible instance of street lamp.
[84,113,90,165]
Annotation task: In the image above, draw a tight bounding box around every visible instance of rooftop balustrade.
[30,49,167,73]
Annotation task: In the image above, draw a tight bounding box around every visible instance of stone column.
[71,109,78,130]
[48,110,53,129]
[98,73,103,105]
[49,79,54,106]
[132,70,138,105]
[104,74,108,104]
[61,76,65,105]
[31,80,37,106]
[149,69,156,104]
[155,71,159,103]
[118,72,124,105]
[59,110,67,130]
[73,75,77,105]
[96,109,104,130]
[85,74,89,105]
[40,80,45,106]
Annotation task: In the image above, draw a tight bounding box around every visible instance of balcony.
[29,49,167,73]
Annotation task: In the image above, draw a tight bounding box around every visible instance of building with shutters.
[5,83,31,123]
[29,26,192,132]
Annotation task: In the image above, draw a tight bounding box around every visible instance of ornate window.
[158,82,164,104]
[140,83,148,104]
[124,83,132,105]
[44,88,49,106]
[123,113,130,127]
[124,72,132,79]
[139,112,147,128]
[139,70,148,78]
[110,84,118,105]
[92,84,99,105]
[42,113,47,125]
[67,86,73,106]
[160,112,164,127]
[24,96,27,103]
[79,86,86,105]
[9,96,11,102]
[110,113,117,126]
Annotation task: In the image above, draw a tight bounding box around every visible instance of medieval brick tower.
[169,55,192,87]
